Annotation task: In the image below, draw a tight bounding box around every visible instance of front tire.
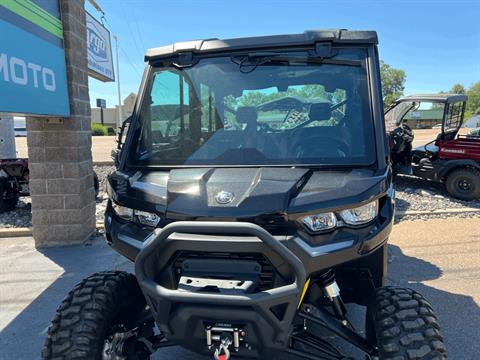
[367,286,447,359]
[0,179,18,212]
[445,168,480,201]
[42,271,152,360]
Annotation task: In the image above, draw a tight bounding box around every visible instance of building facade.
[403,109,444,129]
[91,92,136,126]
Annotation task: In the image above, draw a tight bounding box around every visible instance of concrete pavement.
[15,136,117,164]
[1,217,479,359]
[387,218,480,358]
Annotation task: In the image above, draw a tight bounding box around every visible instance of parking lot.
[14,128,471,164]
[1,217,479,359]
[1,1,479,359]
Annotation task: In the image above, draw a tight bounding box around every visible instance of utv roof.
[395,94,468,104]
[145,29,378,61]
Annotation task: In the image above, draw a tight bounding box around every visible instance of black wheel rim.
[456,177,473,193]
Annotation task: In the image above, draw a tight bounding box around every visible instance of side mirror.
[116,117,131,146]
[111,117,131,168]
[111,148,120,168]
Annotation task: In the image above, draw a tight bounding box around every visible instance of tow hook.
[213,337,232,360]
[206,325,246,359]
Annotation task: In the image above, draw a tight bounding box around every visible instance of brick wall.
[26,0,95,246]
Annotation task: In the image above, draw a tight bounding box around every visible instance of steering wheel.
[292,135,349,158]
[258,122,282,133]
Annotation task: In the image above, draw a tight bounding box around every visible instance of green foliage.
[450,83,466,95]
[225,85,341,109]
[466,81,480,116]
[380,61,406,108]
[222,60,407,111]
[440,81,480,120]
[91,123,108,136]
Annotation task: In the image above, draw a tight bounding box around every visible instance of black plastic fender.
[437,159,480,180]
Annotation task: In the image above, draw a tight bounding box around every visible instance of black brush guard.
[134,221,307,354]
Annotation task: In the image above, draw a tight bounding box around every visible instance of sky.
[85,0,480,108]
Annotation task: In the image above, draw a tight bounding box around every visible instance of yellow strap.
[297,278,311,309]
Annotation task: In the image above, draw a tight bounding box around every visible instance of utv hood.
[112,167,388,220]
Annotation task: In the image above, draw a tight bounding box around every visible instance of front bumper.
[104,191,394,276]
[136,222,306,356]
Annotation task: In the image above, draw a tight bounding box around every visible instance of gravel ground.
[394,174,480,221]
[0,166,114,229]
[0,197,32,228]
[93,165,114,225]
[1,166,479,229]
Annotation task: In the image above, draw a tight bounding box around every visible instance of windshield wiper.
[232,53,362,73]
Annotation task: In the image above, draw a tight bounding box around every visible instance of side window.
[404,102,444,129]
[149,71,190,142]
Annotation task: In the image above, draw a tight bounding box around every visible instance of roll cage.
[385,93,468,136]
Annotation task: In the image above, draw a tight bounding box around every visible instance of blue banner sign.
[0,0,70,116]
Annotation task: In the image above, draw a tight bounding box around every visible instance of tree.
[450,83,466,94]
[380,61,406,108]
[228,61,408,109]
[437,82,479,119]
[466,81,480,116]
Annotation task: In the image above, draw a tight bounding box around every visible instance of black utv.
[43,30,447,360]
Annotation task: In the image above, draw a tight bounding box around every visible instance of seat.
[308,101,332,122]
[292,102,350,158]
[236,106,258,130]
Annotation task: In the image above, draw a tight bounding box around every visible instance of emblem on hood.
[215,191,235,204]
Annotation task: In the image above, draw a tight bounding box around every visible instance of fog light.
[339,200,378,225]
[302,212,337,232]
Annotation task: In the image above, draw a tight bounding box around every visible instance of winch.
[205,325,248,360]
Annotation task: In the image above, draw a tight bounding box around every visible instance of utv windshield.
[131,49,375,167]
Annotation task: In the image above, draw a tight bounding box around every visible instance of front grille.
[172,251,276,291]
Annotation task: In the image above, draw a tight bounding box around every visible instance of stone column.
[26,0,95,247]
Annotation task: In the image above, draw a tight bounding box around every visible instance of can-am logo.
[87,25,107,60]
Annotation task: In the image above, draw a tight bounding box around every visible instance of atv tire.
[445,168,480,201]
[42,271,152,360]
[367,286,447,359]
[0,179,18,212]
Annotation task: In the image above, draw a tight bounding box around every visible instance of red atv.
[0,158,99,212]
[387,94,480,200]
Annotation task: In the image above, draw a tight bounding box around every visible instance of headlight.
[135,210,161,227]
[302,212,337,232]
[112,203,133,221]
[339,200,378,225]
[112,203,160,227]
